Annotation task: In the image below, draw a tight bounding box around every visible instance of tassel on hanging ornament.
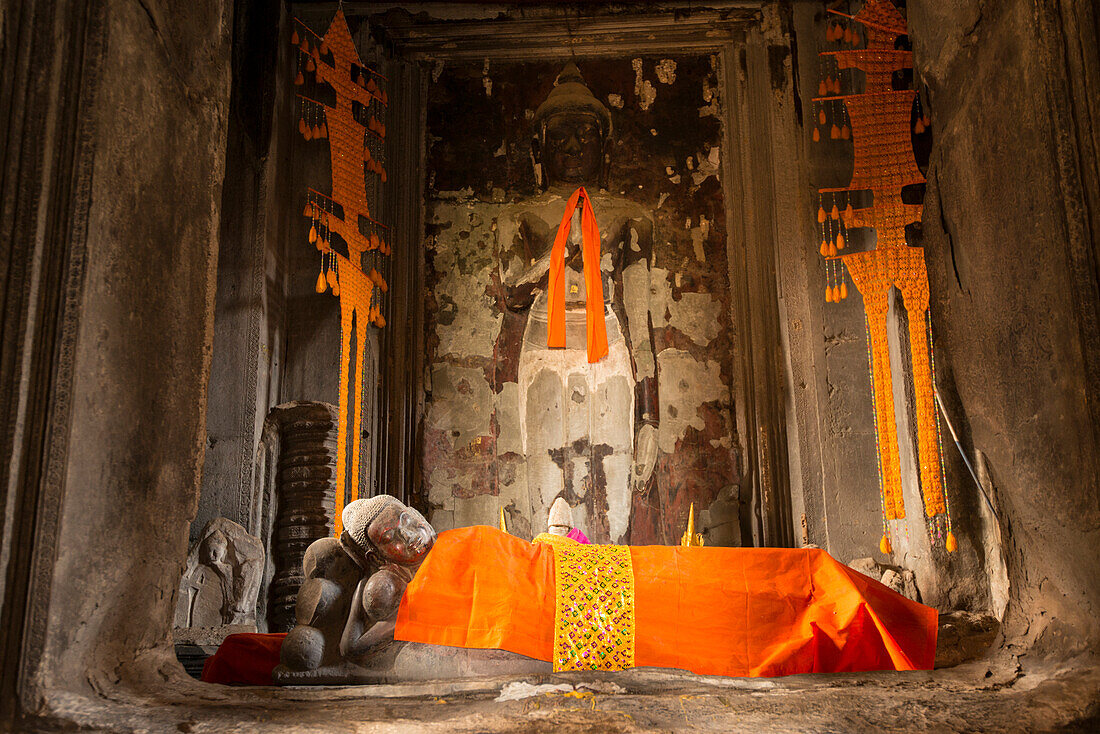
[880,534,892,554]
[315,253,327,294]
[817,206,826,224]
[840,281,848,300]
[819,79,828,96]
[836,232,845,250]
[818,109,827,126]
[841,124,850,139]
[295,71,304,86]
[308,224,318,244]
[306,57,316,73]
[945,531,957,553]
[813,127,821,142]
[291,29,300,45]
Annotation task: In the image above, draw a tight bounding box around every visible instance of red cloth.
[396,527,939,677]
[547,187,608,363]
[200,632,286,686]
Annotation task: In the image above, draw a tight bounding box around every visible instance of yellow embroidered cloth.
[550,542,635,672]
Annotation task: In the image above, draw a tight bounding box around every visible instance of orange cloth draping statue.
[547,187,608,363]
[396,526,938,677]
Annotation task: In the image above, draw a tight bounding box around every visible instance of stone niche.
[421,55,742,547]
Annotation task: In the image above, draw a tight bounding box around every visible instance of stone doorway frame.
[353,1,799,548]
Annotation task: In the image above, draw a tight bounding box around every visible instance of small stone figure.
[174,518,264,641]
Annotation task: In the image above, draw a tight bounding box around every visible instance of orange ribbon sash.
[547,187,609,363]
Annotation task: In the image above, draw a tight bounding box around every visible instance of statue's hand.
[631,423,658,493]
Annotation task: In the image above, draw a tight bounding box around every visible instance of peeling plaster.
[632,58,657,111]
[651,266,723,347]
[656,349,727,453]
[425,363,493,449]
[690,215,710,262]
[482,59,492,96]
[655,59,677,85]
[691,146,721,189]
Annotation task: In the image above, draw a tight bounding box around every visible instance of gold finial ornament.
[499,506,508,534]
[680,502,704,547]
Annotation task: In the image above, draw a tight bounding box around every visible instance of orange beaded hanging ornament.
[814,0,955,554]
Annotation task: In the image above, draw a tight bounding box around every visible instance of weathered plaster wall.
[909,0,1100,650]
[36,0,231,699]
[421,57,741,544]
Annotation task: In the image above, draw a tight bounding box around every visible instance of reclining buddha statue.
[267,494,937,685]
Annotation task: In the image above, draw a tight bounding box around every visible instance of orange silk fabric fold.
[547,187,608,363]
[395,527,938,677]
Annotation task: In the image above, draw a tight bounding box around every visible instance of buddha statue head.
[200,530,229,566]
[532,62,613,190]
[341,495,436,568]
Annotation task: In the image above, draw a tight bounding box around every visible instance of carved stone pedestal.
[266,402,339,631]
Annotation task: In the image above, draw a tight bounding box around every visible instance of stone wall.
[27,0,232,702]
[420,57,741,544]
[910,0,1100,650]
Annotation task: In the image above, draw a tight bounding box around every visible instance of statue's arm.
[497,211,553,311]
[622,215,659,493]
[339,569,403,660]
[622,216,658,427]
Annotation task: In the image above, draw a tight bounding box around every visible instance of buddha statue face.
[201,532,228,565]
[367,504,436,566]
[533,62,612,190]
[542,113,603,186]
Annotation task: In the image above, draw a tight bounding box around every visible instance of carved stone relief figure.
[496,62,659,544]
[174,517,264,640]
